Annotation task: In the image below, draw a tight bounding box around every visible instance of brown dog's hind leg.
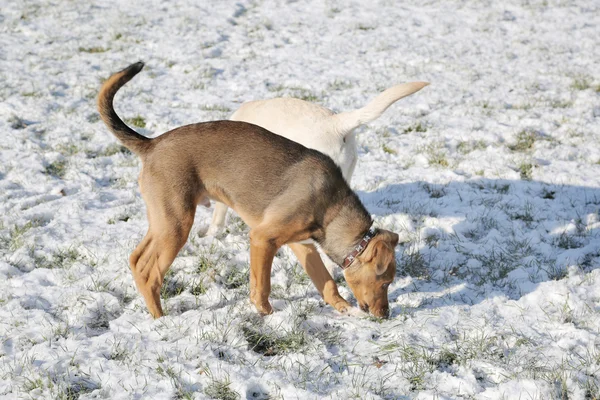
[288,242,350,314]
[130,186,197,318]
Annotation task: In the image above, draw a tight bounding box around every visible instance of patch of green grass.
[78,46,108,53]
[510,102,534,111]
[549,99,572,109]
[267,85,323,103]
[518,162,534,180]
[571,76,591,91]
[453,330,504,363]
[52,322,70,339]
[157,365,195,399]
[9,115,29,129]
[327,80,353,91]
[225,215,249,235]
[457,139,487,154]
[53,248,82,267]
[242,324,308,356]
[22,377,47,392]
[44,160,68,178]
[196,246,226,273]
[287,262,310,287]
[201,104,232,113]
[422,183,446,199]
[107,213,130,224]
[376,127,393,138]
[493,183,510,194]
[3,219,44,251]
[555,232,581,249]
[29,247,82,269]
[190,279,208,296]
[545,264,568,281]
[403,122,427,134]
[223,268,248,289]
[109,340,129,362]
[90,143,132,158]
[382,144,397,155]
[437,349,459,367]
[312,326,343,347]
[125,116,146,128]
[397,344,438,391]
[423,143,449,168]
[398,249,430,279]
[57,382,99,400]
[465,239,534,284]
[463,214,500,240]
[161,270,189,300]
[509,130,537,152]
[510,201,535,224]
[295,89,321,102]
[204,377,240,400]
[56,143,80,156]
[541,188,555,199]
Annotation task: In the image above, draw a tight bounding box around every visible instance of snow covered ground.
[1,0,599,398]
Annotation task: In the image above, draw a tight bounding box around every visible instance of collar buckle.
[341,227,377,269]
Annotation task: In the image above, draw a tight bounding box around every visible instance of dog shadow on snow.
[355,177,600,317]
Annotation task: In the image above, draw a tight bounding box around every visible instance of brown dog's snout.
[374,305,390,319]
[360,302,389,318]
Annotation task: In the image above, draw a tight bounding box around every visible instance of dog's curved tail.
[332,81,429,136]
[97,62,152,155]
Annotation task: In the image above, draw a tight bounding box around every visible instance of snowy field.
[1,0,599,398]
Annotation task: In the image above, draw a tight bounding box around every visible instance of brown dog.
[98,62,399,318]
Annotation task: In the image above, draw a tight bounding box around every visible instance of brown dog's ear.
[389,232,399,247]
[359,238,393,276]
[377,229,399,248]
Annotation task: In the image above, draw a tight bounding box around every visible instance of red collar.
[341,228,377,269]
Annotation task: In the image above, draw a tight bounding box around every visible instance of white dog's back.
[231,98,336,146]
[231,97,350,174]
[206,81,428,236]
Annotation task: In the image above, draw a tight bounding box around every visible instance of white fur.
[205,81,429,236]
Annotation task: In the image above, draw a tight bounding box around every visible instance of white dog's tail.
[332,82,429,135]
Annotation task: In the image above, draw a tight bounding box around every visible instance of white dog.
[206,81,429,236]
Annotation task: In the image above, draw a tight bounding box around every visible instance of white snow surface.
[1,0,599,399]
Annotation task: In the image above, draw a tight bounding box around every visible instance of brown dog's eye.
[382,283,390,289]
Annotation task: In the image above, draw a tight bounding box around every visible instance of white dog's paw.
[205,224,224,237]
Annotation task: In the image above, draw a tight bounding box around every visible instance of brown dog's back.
[145,120,352,229]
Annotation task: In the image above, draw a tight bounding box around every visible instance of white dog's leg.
[206,202,228,236]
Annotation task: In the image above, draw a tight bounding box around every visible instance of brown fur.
[98,62,399,318]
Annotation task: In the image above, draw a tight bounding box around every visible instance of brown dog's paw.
[331,297,351,314]
[251,297,273,315]
[257,302,273,316]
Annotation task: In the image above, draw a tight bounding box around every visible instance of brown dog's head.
[343,229,399,318]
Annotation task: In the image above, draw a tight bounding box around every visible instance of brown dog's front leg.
[249,231,277,315]
[288,242,350,314]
